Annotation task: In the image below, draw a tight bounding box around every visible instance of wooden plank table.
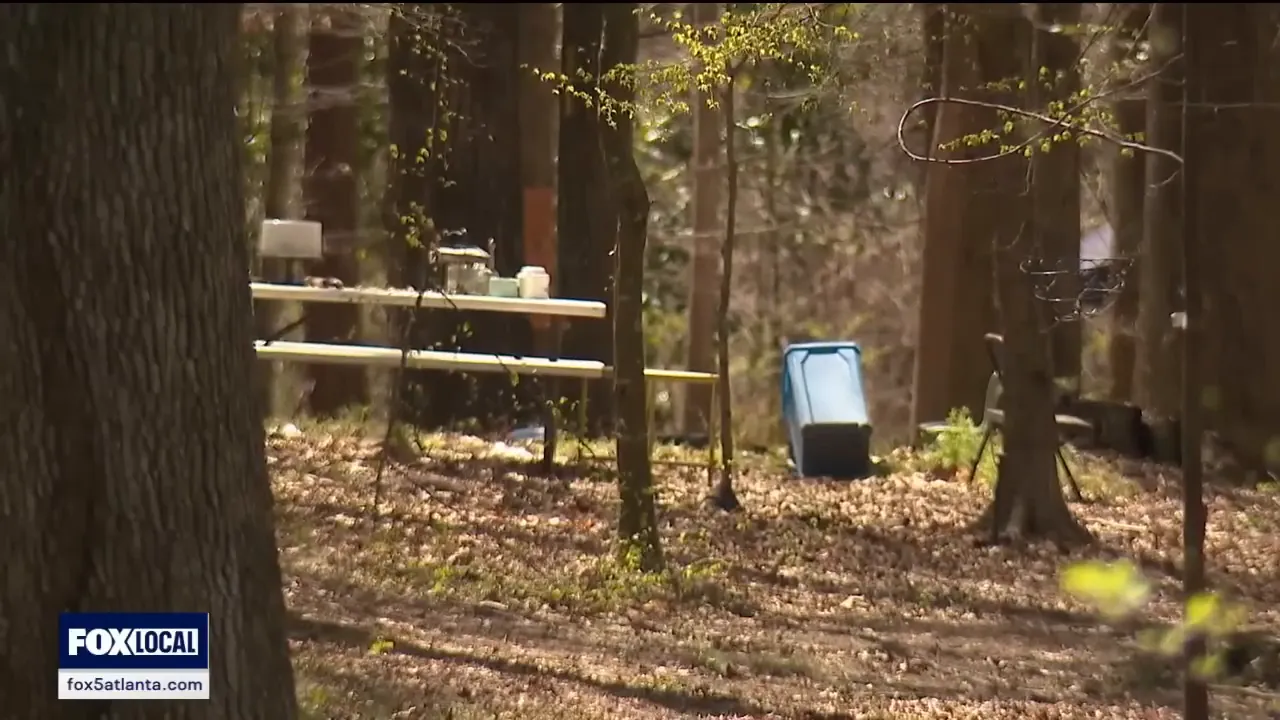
[252,283,720,478]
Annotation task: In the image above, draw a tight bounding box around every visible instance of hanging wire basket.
[1019,256,1135,322]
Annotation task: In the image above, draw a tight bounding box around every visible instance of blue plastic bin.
[782,341,872,478]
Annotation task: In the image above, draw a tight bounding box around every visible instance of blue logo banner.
[59,612,210,671]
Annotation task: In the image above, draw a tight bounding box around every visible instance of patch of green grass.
[900,407,998,483]
[350,527,746,616]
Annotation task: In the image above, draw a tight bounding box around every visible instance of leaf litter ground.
[271,425,1280,719]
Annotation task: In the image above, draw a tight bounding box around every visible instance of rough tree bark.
[256,2,309,418]
[918,3,946,159]
[973,7,1090,544]
[683,1,722,438]
[304,6,367,414]
[911,5,1001,430]
[559,2,616,435]
[1133,2,1184,460]
[1034,3,1082,383]
[1183,4,1280,475]
[602,2,663,571]
[0,4,298,717]
[1106,5,1149,402]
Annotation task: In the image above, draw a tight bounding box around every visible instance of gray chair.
[969,368,1087,502]
[916,334,1090,502]
[973,333,1089,502]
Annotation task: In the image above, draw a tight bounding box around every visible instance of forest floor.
[271,422,1280,719]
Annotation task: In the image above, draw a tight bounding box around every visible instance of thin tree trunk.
[710,74,740,511]
[0,4,297,716]
[1181,8,1208,717]
[601,2,663,571]
[257,2,309,418]
[304,7,367,414]
[683,2,722,438]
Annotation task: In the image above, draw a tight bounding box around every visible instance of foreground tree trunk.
[911,5,1000,430]
[304,6,367,414]
[0,4,298,716]
[602,2,663,571]
[683,1,722,438]
[973,6,1089,544]
[256,2,309,418]
[559,2,616,435]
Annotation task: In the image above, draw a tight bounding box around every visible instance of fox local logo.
[59,612,210,671]
[68,627,199,657]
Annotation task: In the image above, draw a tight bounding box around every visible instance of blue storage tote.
[781,341,872,478]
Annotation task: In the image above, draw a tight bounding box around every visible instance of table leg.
[646,377,657,460]
[577,377,588,462]
[707,382,717,487]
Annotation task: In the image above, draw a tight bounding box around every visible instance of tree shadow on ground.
[290,612,811,719]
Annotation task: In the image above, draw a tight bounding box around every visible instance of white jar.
[516,266,550,299]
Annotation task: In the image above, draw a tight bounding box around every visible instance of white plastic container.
[259,219,323,259]
[517,266,551,299]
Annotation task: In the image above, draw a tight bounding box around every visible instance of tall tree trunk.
[1133,3,1185,460]
[518,2,559,330]
[973,6,1089,543]
[559,3,616,435]
[385,5,443,423]
[602,2,663,572]
[304,7,367,415]
[1034,3,1082,383]
[518,2,562,466]
[414,6,532,428]
[257,2,309,418]
[1107,5,1149,403]
[911,5,999,430]
[919,4,946,152]
[0,4,298,716]
[1186,5,1280,471]
[683,2,722,438]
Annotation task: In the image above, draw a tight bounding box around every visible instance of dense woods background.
[6,3,1280,718]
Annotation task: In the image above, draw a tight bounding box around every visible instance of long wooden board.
[255,341,608,378]
[250,282,606,319]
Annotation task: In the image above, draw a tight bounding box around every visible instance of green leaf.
[1190,651,1224,680]
[1186,592,1220,629]
[1060,560,1151,620]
